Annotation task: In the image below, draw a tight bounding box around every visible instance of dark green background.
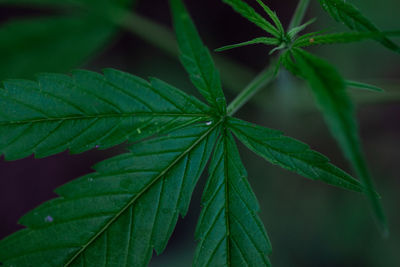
[0,0,399,266]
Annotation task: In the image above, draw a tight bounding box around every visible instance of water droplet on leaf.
[44,215,53,223]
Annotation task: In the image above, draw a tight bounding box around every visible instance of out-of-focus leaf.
[287,18,316,40]
[0,0,136,79]
[318,0,400,53]
[290,48,387,233]
[346,80,384,92]
[294,31,400,48]
[0,0,131,7]
[0,16,117,79]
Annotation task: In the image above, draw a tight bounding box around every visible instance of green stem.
[106,6,179,57]
[227,62,278,116]
[288,0,311,30]
[226,0,312,116]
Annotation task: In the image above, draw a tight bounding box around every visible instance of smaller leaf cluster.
[218,0,400,234]
[219,0,316,54]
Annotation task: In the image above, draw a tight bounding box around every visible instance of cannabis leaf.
[215,37,280,52]
[318,0,400,53]
[222,0,281,38]
[346,80,383,93]
[0,0,131,7]
[293,31,400,48]
[0,0,382,266]
[228,117,366,193]
[288,48,386,232]
[219,0,287,53]
[0,123,221,266]
[194,129,272,267]
[171,0,226,114]
[0,0,134,79]
[0,69,211,160]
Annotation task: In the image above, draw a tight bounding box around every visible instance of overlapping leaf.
[318,0,400,53]
[0,69,212,160]
[0,123,220,266]
[0,0,130,8]
[0,16,115,80]
[0,0,134,79]
[194,129,272,267]
[289,48,386,231]
[294,31,400,48]
[228,117,366,192]
[170,0,226,114]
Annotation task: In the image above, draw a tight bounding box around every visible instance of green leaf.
[0,123,221,266]
[255,0,284,35]
[0,68,212,160]
[170,0,227,114]
[0,15,117,80]
[290,48,387,232]
[318,0,400,53]
[279,50,301,77]
[294,31,400,48]
[222,0,280,38]
[346,80,384,92]
[287,18,316,40]
[228,117,367,193]
[0,0,137,80]
[0,0,131,7]
[215,37,280,52]
[194,129,272,267]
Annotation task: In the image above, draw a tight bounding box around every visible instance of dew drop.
[88,177,94,182]
[44,215,54,223]
[205,121,213,126]
[137,128,142,134]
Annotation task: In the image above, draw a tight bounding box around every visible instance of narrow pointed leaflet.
[170,0,226,114]
[194,129,272,267]
[0,69,212,160]
[215,37,280,52]
[228,117,366,193]
[318,0,400,53]
[222,0,280,38]
[294,31,400,48]
[290,48,387,233]
[0,123,221,266]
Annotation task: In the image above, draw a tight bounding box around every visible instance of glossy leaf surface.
[0,69,211,160]
[0,124,220,266]
[194,129,271,267]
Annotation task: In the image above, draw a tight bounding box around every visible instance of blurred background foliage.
[0,0,399,266]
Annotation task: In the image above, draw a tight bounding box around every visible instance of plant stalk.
[288,0,311,30]
[227,62,278,116]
